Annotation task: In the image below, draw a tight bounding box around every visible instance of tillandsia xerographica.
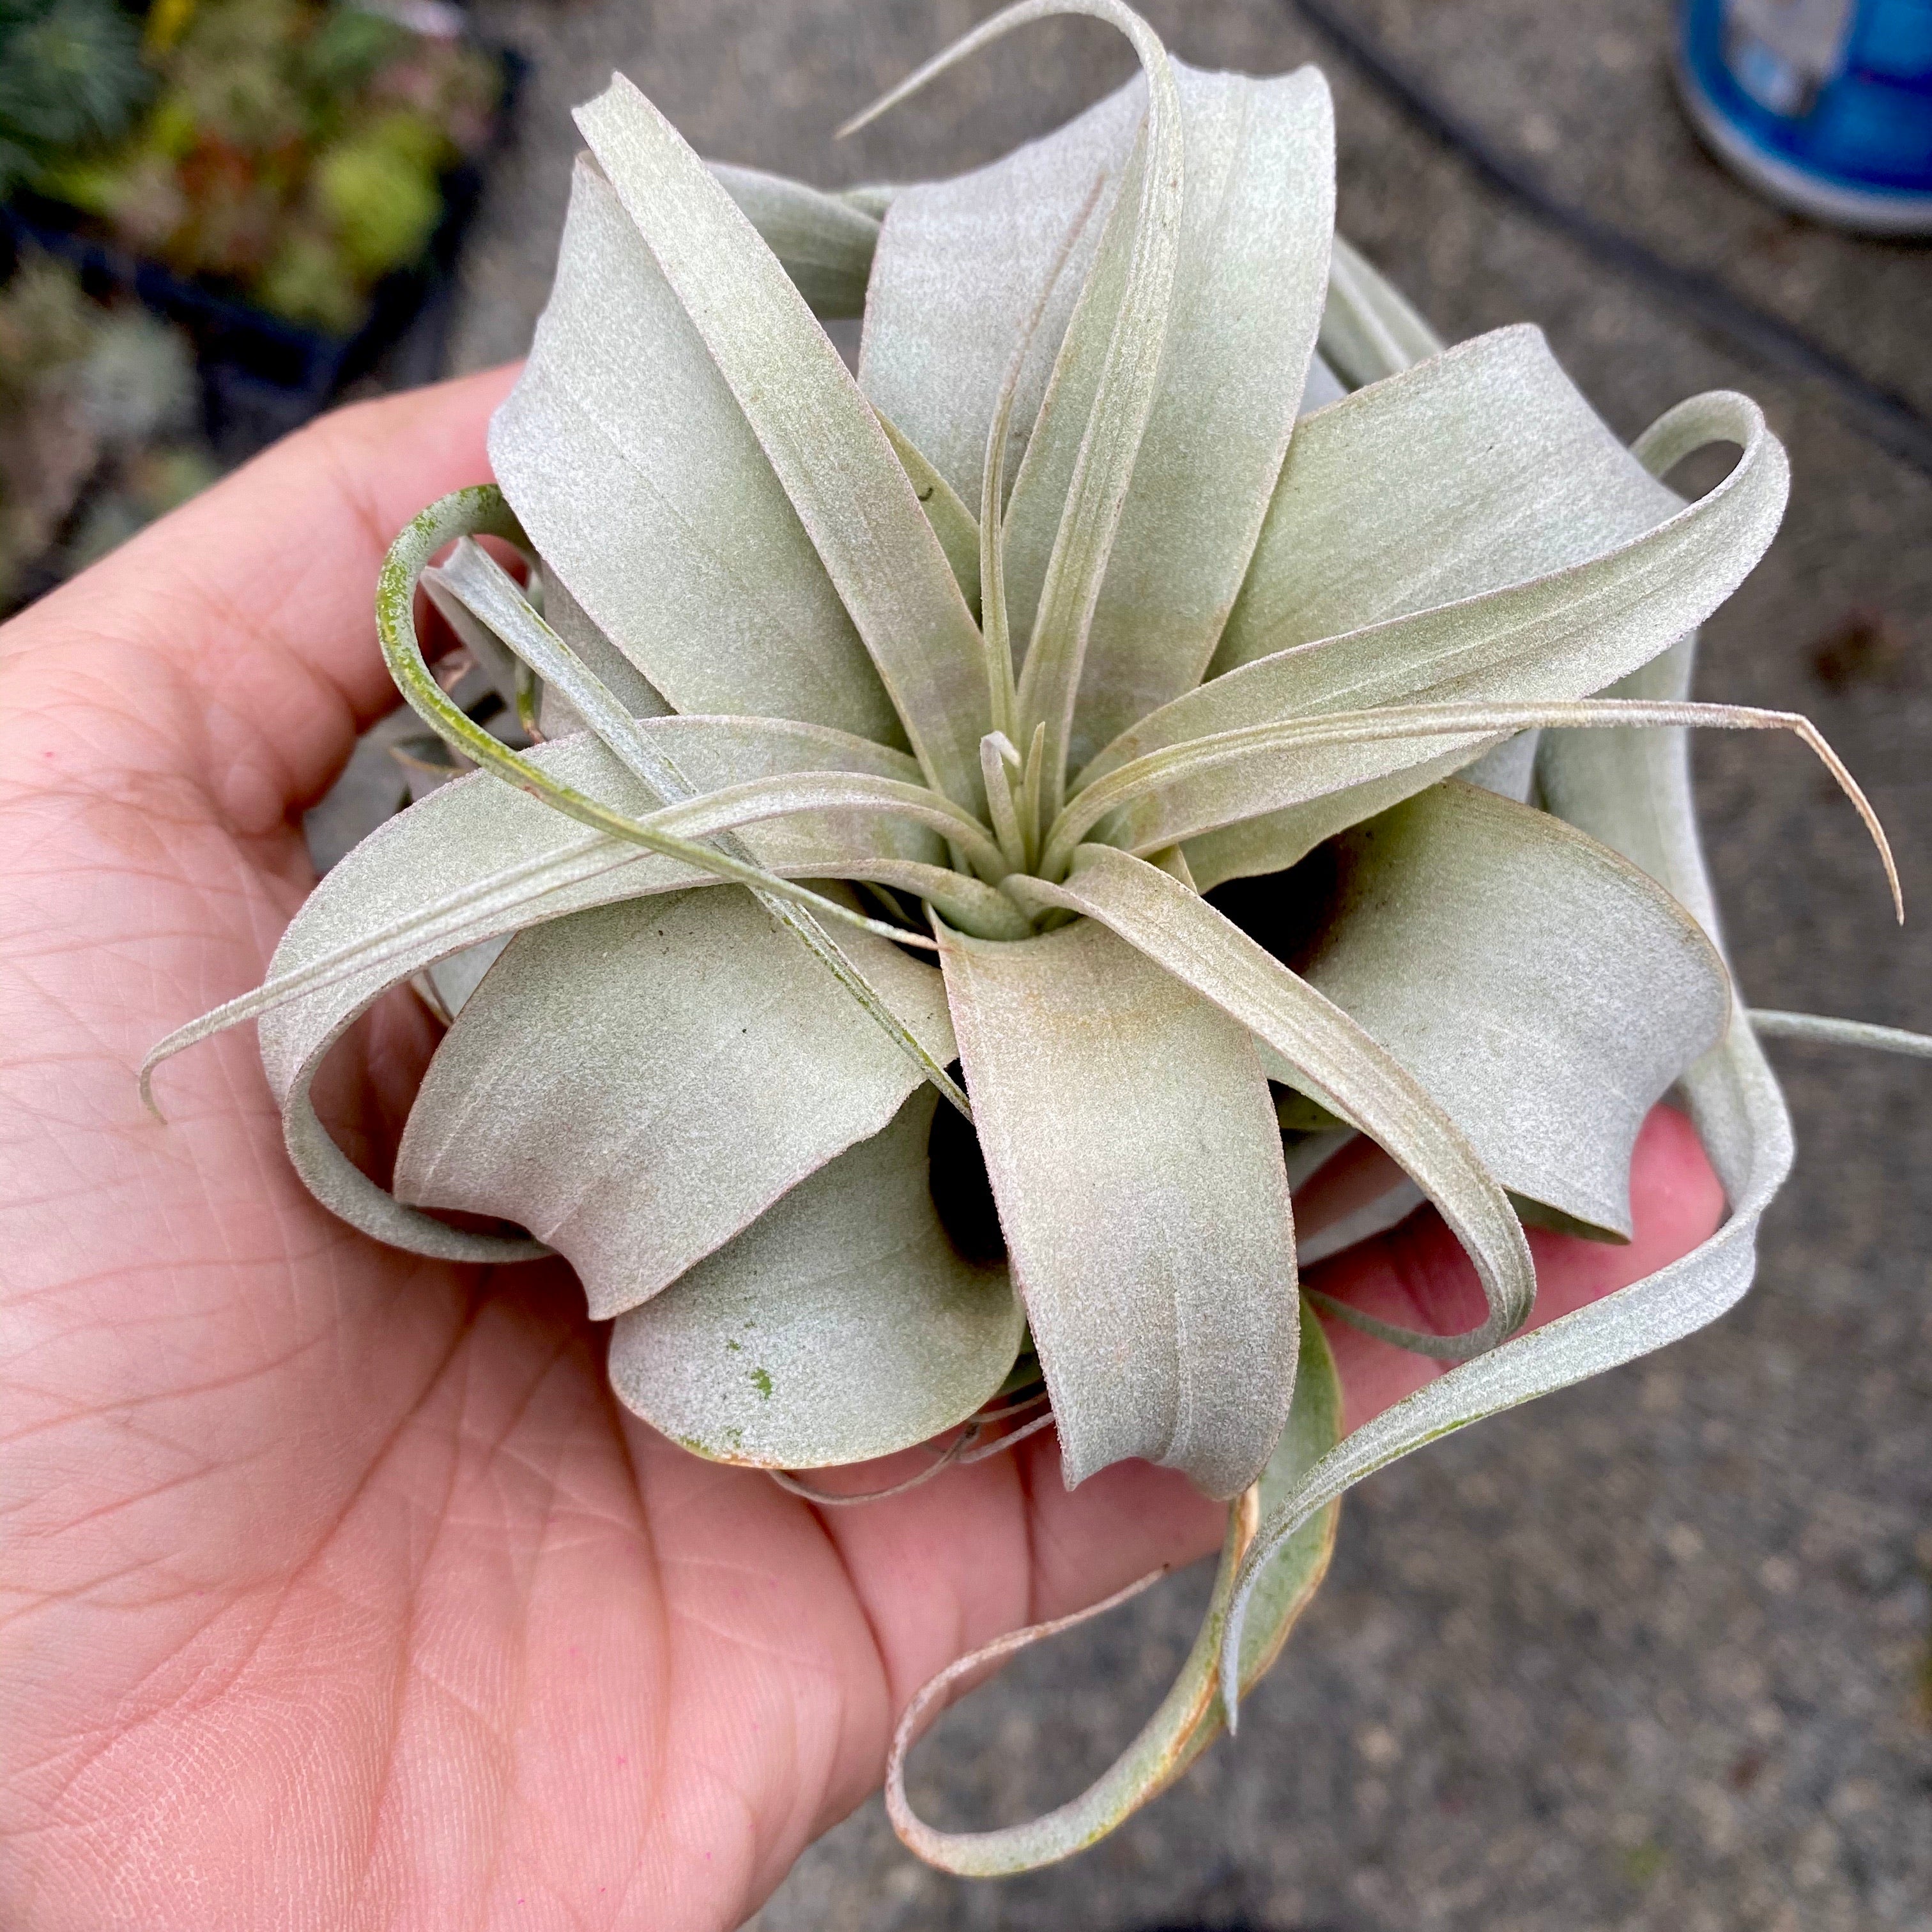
[143,0,1932,1874]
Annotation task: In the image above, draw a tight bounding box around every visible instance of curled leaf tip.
[136,1055,168,1123]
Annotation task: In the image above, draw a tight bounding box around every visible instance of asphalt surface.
[436,3,1932,1924]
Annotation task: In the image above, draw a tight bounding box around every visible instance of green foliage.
[15,0,500,335]
[0,0,152,194]
[312,121,441,279]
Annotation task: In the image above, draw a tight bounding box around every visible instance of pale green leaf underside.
[936,909,1299,1500]
[608,1085,1022,1465]
[888,1298,1341,1874]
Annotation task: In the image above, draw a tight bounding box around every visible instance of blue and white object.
[1678,0,1932,231]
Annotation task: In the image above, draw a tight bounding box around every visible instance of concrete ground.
[441,2,1932,1924]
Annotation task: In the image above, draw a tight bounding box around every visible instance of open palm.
[0,371,1722,1932]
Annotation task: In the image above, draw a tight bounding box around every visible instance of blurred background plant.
[1,0,505,611]
[21,0,500,334]
[0,246,214,606]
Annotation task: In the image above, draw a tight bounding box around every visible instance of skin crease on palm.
[0,367,1726,1932]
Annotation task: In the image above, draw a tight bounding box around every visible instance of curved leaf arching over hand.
[886,1299,1342,1873]
[1218,629,1798,1729]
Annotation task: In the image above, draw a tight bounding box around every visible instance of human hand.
[0,371,1725,1932]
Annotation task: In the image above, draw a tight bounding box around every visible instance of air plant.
[144,0,1931,1876]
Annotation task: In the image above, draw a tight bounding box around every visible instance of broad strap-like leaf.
[1220,629,1795,1724]
[1073,362,1786,882]
[157,721,956,1261]
[887,1298,1340,1874]
[608,1086,1022,1463]
[490,158,905,747]
[1215,326,1685,679]
[574,77,992,811]
[1317,233,1441,388]
[1272,780,1730,1240]
[935,913,1298,1499]
[997,8,1183,819]
[533,560,670,739]
[859,76,1145,510]
[1000,64,1336,773]
[709,160,881,318]
[395,885,954,1319]
[1006,847,1534,1360]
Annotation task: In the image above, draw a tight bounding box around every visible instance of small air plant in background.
[144,0,1932,1876]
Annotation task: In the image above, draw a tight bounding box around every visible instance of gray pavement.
[443,2,1932,1924]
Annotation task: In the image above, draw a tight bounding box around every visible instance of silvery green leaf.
[709,159,882,318]
[1007,845,1533,1360]
[1285,780,1730,1240]
[1054,693,1885,894]
[490,158,904,748]
[996,12,1182,818]
[1001,64,1335,771]
[574,77,992,811]
[421,572,526,716]
[858,78,1143,509]
[152,720,960,1259]
[877,408,983,614]
[627,767,1016,884]
[935,911,1298,1499]
[1220,629,1794,1725]
[395,884,954,1319]
[533,560,670,740]
[1214,325,1690,678]
[1747,1010,1932,1057]
[1074,366,1787,884]
[1317,233,1441,388]
[607,1086,1022,1463]
[430,530,982,1101]
[887,1298,1340,1874]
